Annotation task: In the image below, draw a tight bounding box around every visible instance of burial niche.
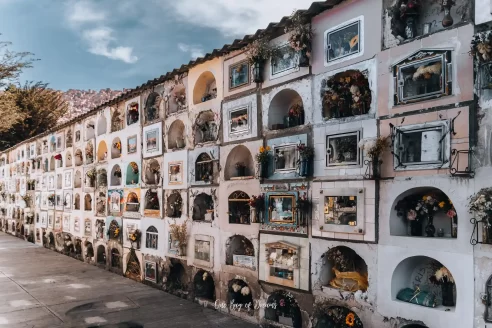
[84,194,92,211]
[144,159,160,185]
[227,279,253,311]
[145,92,161,122]
[85,241,94,261]
[166,260,187,293]
[85,120,95,140]
[111,248,121,268]
[74,193,81,210]
[166,191,183,218]
[97,115,107,136]
[97,245,106,264]
[111,137,122,159]
[110,165,122,186]
[144,189,160,215]
[97,169,107,188]
[228,191,251,224]
[168,119,186,150]
[65,151,72,167]
[268,89,305,130]
[264,290,302,327]
[225,145,254,180]
[145,226,158,250]
[194,110,217,145]
[193,71,217,104]
[125,248,141,281]
[127,102,139,126]
[225,235,255,267]
[319,246,368,292]
[74,170,82,188]
[111,108,123,132]
[193,270,215,301]
[74,149,83,166]
[126,192,140,212]
[126,162,139,185]
[97,141,108,162]
[192,193,214,221]
[195,153,214,183]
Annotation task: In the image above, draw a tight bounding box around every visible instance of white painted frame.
[324,15,364,67]
[319,187,365,234]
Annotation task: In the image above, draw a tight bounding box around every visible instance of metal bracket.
[389,123,406,169]
[450,148,474,178]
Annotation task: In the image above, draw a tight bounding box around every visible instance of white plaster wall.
[475,0,492,25]
[141,217,165,257]
[222,94,259,143]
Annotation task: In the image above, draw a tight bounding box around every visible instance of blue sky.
[0,0,314,91]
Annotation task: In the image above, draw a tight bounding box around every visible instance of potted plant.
[246,37,275,83]
[169,220,187,256]
[469,188,492,243]
[358,136,388,178]
[430,266,455,307]
[255,146,271,179]
[248,194,265,223]
[285,11,313,67]
[297,144,314,177]
[235,162,246,177]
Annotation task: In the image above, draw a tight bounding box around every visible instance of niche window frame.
[145,226,158,250]
[319,187,365,234]
[392,120,450,171]
[270,43,299,79]
[227,105,251,137]
[324,16,364,67]
[325,130,362,168]
[229,60,250,90]
[393,49,453,106]
[273,143,299,174]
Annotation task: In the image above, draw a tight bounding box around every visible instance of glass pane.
[229,108,248,134]
[328,134,358,165]
[324,196,357,226]
[274,146,298,171]
[195,240,210,261]
[401,129,442,164]
[270,267,294,280]
[272,45,297,75]
[327,22,359,61]
[269,196,294,223]
[228,200,250,224]
[400,58,443,100]
[230,62,249,88]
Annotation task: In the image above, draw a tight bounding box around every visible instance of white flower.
[269,252,277,261]
[241,286,250,296]
[232,283,241,293]
[202,272,208,281]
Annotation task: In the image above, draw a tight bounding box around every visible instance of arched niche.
[127,102,139,126]
[96,245,106,264]
[392,256,456,309]
[391,187,458,238]
[97,115,107,136]
[227,279,253,311]
[49,156,55,171]
[192,193,213,221]
[194,110,217,145]
[126,162,139,185]
[166,260,187,292]
[322,70,371,119]
[57,173,62,189]
[74,193,81,210]
[111,248,121,268]
[319,246,368,292]
[110,165,122,186]
[144,189,160,211]
[108,220,120,239]
[126,192,140,212]
[85,142,94,164]
[144,159,160,185]
[193,270,215,301]
[268,89,305,130]
[86,121,95,140]
[193,71,217,104]
[125,248,141,281]
[265,290,302,326]
[314,306,363,328]
[168,120,186,150]
[56,154,63,168]
[111,137,122,159]
[97,169,107,188]
[84,194,92,211]
[43,158,48,171]
[74,149,83,166]
[65,151,72,167]
[167,84,186,114]
[195,152,213,182]
[225,235,255,266]
[111,108,123,132]
[97,141,108,162]
[228,191,250,224]
[145,226,158,249]
[225,145,254,180]
[74,170,82,188]
[145,92,161,123]
[166,192,183,218]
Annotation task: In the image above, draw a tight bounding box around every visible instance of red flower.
[54,154,62,160]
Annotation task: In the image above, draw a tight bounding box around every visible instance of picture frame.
[271,44,298,76]
[108,190,123,215]
[62,214,70,232]
[74,217,80,233]
[54,213,62,231]
[326,130,361,167]
[319,188,365,234]
[168,232,180,256]
[127,135,137,154]
[273,144,298,173]
[168,161,183,185]
[145,129,159,153]
[229,60,250,89]
[228,106,250,136]
[144,261,157,283]
[194,235,214,268]
[64,171,73,189]
[324,16,364,66]
[84,218,92,236]
[268,194,295,224]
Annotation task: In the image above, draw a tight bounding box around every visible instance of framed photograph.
[48,175,55,190]
[64,171,73,189]
[325,17,363,64]
[84,218,91,236]
[168,232,180,256]
[126,223,137,240]
[62,214,70,232]
[145,129,158,152]
[274,144,298,173]
[144,261,157,283]
[326,130,361,167]
[271,44,298,76]
[168,161,183,185]
[108,190,123,214]
[320,188,365,234]
[268,194,295,223]
[48,212,54,228]
[127,135,137,154]
[229,61,250,89]
[194,234,214,268]
[54,213,62,231]
[228,106,250,136]
[74,217,80,233]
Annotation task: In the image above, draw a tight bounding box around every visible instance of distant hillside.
[59,88,127,124]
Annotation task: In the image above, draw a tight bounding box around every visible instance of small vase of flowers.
[430,266,455,307]
[255,146,271,179]
[297,144,314,177]
[246,37,275,83]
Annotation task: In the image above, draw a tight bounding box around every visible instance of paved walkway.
[0,233,256,328]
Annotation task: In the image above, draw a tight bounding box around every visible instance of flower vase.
[372,158,381,179]
[299,49,310,67]
[283,116,291,129]
[258,162,268,179]
[405,16,416,39]
[253,61,264,83]
[451,219,457,238]
[178,244,186,256]
[441,282,455,306]
[298,110,305,125]
[410,220,423,236]
[250,208,257,223]
[425,215,436,237]
[299,159,310,177]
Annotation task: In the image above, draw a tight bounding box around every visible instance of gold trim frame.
[168,161,183,185]
[268,194,296,224]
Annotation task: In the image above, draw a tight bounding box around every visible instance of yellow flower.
[422,196,427,200]
[266,146,271,151]
[345,313,355,327]
[449,199,453,205]
[438,201,445,208]
[259,146,265,153]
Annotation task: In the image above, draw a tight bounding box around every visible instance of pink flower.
[279,299,285,307]
[407,209,417,221]
[447,209,457,219]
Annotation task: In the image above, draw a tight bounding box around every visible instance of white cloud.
[178,43,205,60]
[163,0,315,37]
[65,0,138,64]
